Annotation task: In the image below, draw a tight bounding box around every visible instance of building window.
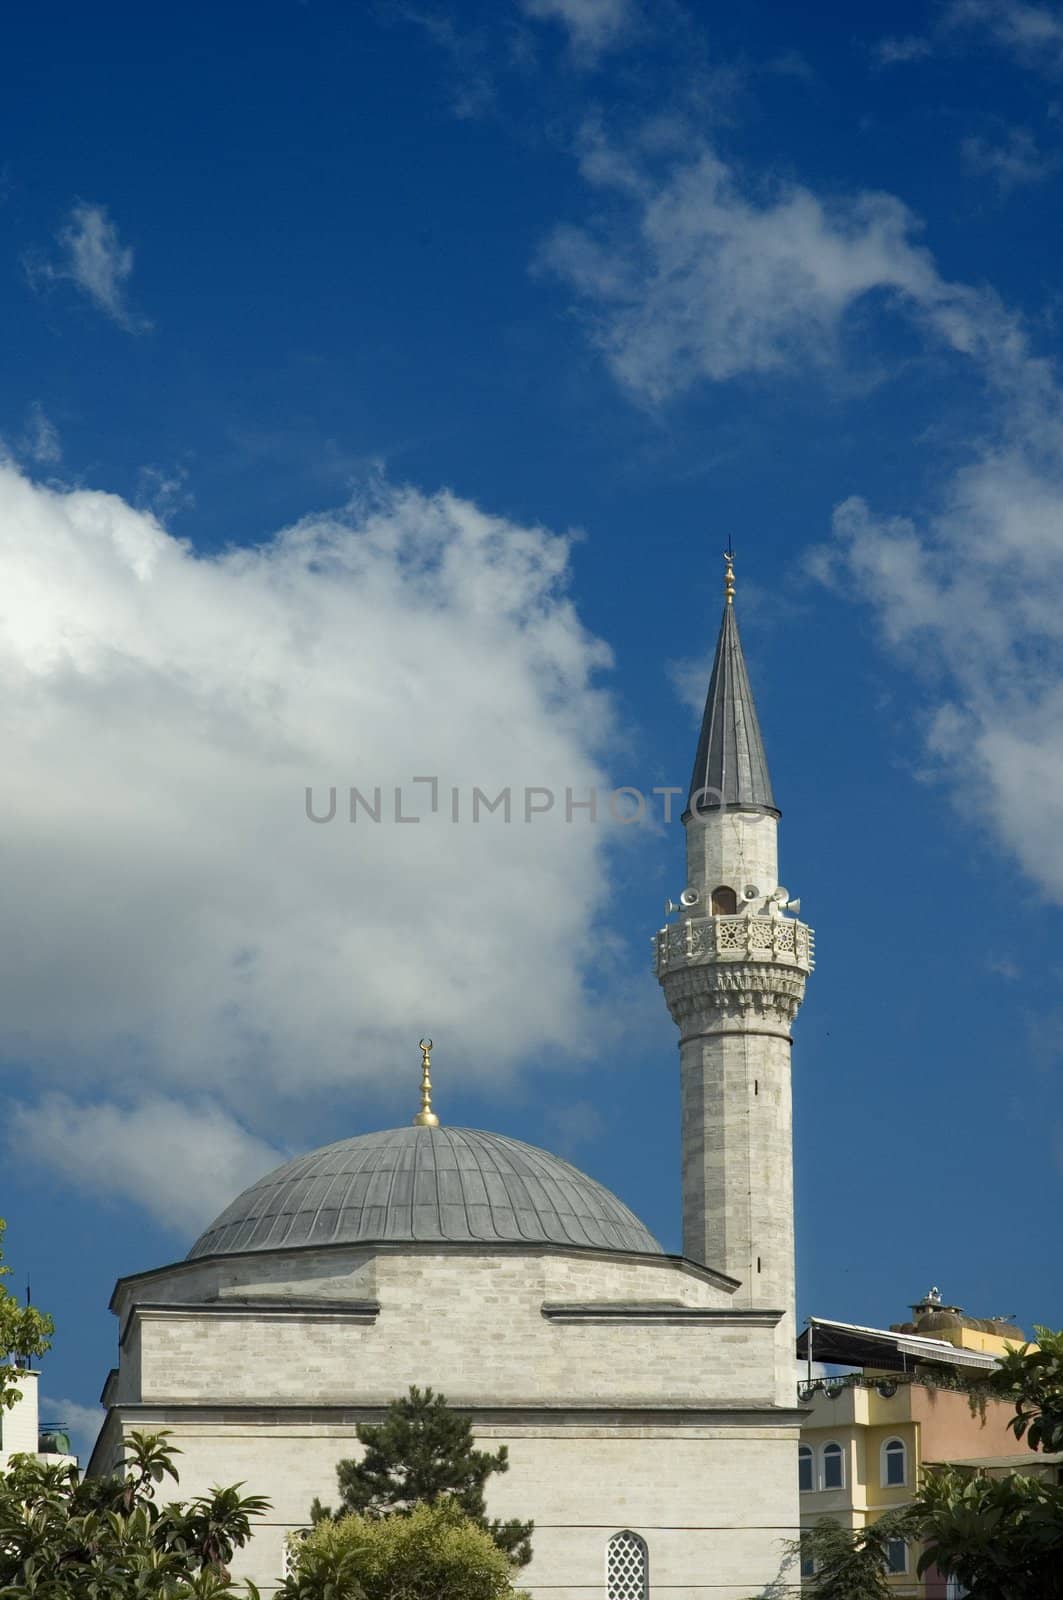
[607,1530,648,1600]
[886,1539,908,1575]
[883,1437,907,1487]
[798,1444,813,1492]
[800,1549,816,1578]
[283,1530,311,1577]
[711,885,738,915]
[822,1441,844,1490]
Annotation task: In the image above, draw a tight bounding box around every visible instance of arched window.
[711,885,738,915]
[798,1444,813,1492]
[883,1437,907,1487]
[607,1530,648,1600]
[822,1441,844,1490]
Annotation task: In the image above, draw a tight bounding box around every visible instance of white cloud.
[541,110,1063,925]
[19,402,62,466]
[962,125,1056,189]
[540,126,1008,402]
[0,464,621,1204]
[873,34,934,65]
[813,369,1063,905]
[27,204,150,332]
[874,4,1063,74]
[667,651,711,715]
[10,1096,283,1235]
[135,462,194,523]
[545,1098,605,1156]
[946,0,1063,70]
[393,7,496,118]
[521,0,638,59]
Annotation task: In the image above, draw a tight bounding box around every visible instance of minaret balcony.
[654,914,815,979]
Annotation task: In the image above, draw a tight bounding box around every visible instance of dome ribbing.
[189,1125,662,1260]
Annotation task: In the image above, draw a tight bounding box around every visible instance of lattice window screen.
[607,1530,648,1600]
[283,1530,311,1577]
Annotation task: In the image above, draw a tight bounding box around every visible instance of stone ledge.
[541,1304,783,1326]
[97,1400,810,1427]
[120,1300,380,1345]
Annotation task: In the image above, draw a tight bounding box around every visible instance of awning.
[796,1316,999,1373]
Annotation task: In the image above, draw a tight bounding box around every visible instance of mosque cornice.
[97,1400,809,1429]
[118,1298,381,1347]
[541,1304,783,1326]
[131,1298,381,1316]
[108,1241,740,1316]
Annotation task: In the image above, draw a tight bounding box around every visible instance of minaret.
[655,551,813,1386]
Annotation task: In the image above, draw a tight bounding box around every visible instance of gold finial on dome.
[413,1038,440,1127]
[723,544,736,605]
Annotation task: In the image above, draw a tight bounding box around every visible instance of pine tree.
[314,1386,533,1566]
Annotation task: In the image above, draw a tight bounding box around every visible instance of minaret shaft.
[679,1018,795,1315]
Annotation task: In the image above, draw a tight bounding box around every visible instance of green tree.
[911,1326,1063,1599]
[915,1466,1063,1599]
[788,1513,911,1600]
[989,1325,1063,1453]
[283,1500,528,1600]
[0,1220,54,1413]
[0,1428,269,1597]
[314,1387,533,1566]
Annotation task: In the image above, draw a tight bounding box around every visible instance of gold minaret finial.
[413,1037,440,1127]
[723,545,736,605]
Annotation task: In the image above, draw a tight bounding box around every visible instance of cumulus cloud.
[540,124,1011,402]
[811,339,1063,905]
[946,0,1063,71]
[546,1098,605,1156]
[540,106,1063,925]
[10,1096,283,1235]
[872,34,934,65]
[392,7,497,119]
[667,651,711,715]
[13,402,61,466]
[874,4,1063,75]
[539,81,1063,915]
[521,0,638,59]
[26,204,150,332]
[962,125,1056,189]
[135,462,194,523]
[0,463,621,1212]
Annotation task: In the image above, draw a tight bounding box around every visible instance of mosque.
[89,556,815,1599]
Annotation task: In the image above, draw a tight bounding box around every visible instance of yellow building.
[795,1290,1059,1597]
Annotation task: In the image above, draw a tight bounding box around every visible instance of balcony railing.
[798,1369,984,1403]
[655,914,814,977]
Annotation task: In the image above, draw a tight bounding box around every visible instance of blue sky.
[4,0,1063,1456]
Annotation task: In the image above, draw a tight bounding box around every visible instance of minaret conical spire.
[687,550,777,817]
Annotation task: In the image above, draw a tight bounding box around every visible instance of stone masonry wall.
[130,1250,778,1410]
[106,1411,801,1598]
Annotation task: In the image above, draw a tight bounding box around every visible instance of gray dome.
[189,1125,662,1260]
